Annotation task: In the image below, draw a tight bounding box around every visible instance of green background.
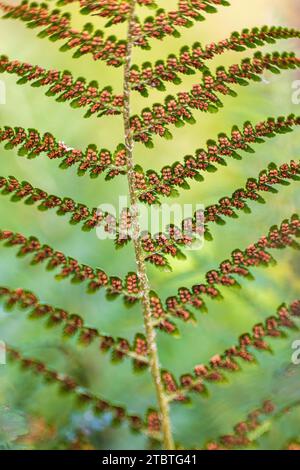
[0,0,299,449]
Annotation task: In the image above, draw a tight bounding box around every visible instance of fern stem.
[123,0,175,450]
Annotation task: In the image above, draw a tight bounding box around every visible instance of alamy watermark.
[291,339,300,365]
[292,80,300,105]
[0,340,6,365]
[96,197,205,251]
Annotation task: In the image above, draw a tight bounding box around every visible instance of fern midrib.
[122,0,174,450]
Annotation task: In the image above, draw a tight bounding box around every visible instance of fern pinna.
[0,0,299,451]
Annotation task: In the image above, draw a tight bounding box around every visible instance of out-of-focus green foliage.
[0,406,28,449]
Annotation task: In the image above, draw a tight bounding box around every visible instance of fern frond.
[131,26,300,94]
[140,223,204,270]
[162,300,300,403]
[56,0,158,24]
[0,175,134,239]
[45,0,228,39]
[136,115,300,204]
[6,345,161,439]
[0,230,183,336]
[0,173,202,271]
[0,126,127,179]
[138,160,300,270]
[0,1,126,66]
[81,0,230,42]
[1,0,299,450]
[204,160,300,227]
[155,215,300,326]
[131,52,300,146]
[0,56,123,117]
[0,1,230,67]
[0,176,132,251]
[130,0,230,48]
[205,398,300,450]
[0,230,141,304]
[0,175,103,231]
[2,49,298,140]
[4,115,296,208]
[0,286,149,369]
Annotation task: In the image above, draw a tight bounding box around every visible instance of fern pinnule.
[0,229,142,304]
[203,160,300,226]
[132,52,300,146]
[72,0,230,43]
[160,300,300,404]
[1,115,298,202]
[0,126,127,179]
[0,286,149,368]
[56,0,158,23]
[5,345,162,439]
[0,1,128,66]
[131,26,300,94]
[0,175,134,241]
[162,215,300,323]
[0,174,204,267]
[136,115,300,203]
[0,55,123,117]
[205,398,300,450]
[137,160,300,270]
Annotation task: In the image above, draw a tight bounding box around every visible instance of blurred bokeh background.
[0,0,300,449]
